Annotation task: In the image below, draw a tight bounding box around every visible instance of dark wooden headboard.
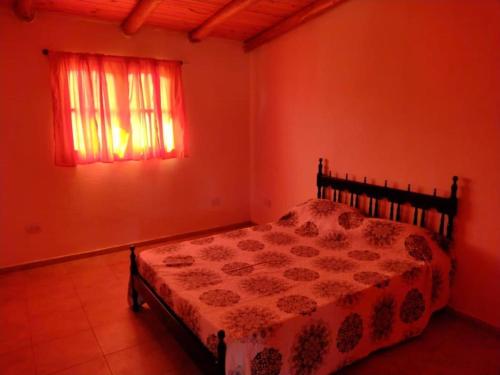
[316,158,458,239]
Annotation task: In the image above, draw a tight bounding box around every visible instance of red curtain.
[49,52,188,166]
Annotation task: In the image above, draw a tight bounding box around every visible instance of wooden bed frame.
[317,158,459,239]
[129,247,226,375]
[129,157,459,374]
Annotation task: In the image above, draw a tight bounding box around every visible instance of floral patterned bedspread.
[136,199,453,375]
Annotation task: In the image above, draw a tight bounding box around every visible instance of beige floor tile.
[76,278,127,305]
[33,330,102,375]
[83,295,133,327]
[0,346,36,375]
[0,286,26,305]
[105,342,180,375]
[109,262,130,281]
[25,277,75,300]
[93,315,160,354]
[0,300,31,355]
[50,356,111,375]
[0,272,28,303]
[0,299,29,322]
[27,287,81,317]
[25,263,69,282]
[30,307,90,344]
[0,329,31,356]
[70,265,117,290]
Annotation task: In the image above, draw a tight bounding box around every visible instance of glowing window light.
[160,75,175,152]
[68,69,175,160]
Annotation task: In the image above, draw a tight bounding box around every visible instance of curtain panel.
[49,52,188,166]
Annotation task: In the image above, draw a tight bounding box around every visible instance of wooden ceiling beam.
[189,0,261,42]
[13,0,35,22]
[244,0,347,52]
[121,0,164,35]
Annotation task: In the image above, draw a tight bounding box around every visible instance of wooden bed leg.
[216,330,226,375]
[129,245,141,312]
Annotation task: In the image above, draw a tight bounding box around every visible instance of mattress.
[137,199,453,375]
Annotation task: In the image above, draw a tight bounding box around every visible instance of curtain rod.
[41,49,185,64]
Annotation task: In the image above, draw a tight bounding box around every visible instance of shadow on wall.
[448,176,499,328]
[454,176,471,243]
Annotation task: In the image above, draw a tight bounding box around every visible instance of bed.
[128,158,459,375]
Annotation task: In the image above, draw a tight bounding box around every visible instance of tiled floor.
[1,243,499,375]
[0,245,201,375]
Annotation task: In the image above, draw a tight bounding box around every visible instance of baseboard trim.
[0,221,254,274]
[446,307,500,335]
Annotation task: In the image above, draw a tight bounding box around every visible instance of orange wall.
[0,9,250,267]
[1,1,499,328]
[249,0,500,328]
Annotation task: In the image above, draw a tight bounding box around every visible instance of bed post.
[447,176,459,239]
[216,330,226,375]
[129,245,141,312]
[317,158,323,199]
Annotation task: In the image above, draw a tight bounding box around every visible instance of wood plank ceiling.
[7,0,348,51]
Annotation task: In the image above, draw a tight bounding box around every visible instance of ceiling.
[3,0,347,50]
[35,0,317,40]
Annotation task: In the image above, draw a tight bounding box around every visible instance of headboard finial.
[384,180,388,187]
[407,184,411,192]
[317,158,324,199]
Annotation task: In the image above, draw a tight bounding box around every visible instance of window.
[50,52,187,166]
